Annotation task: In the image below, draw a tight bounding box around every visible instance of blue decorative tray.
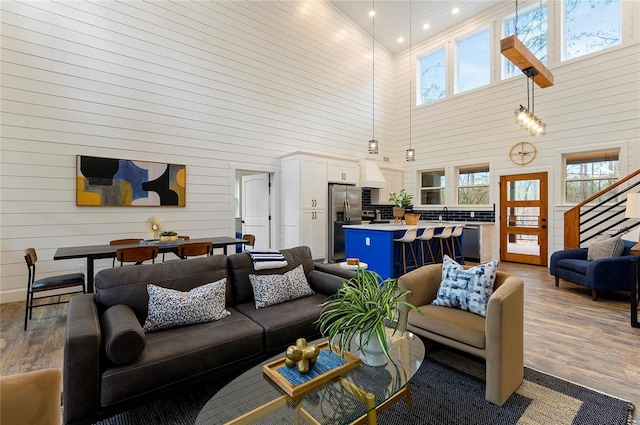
[262,341,361,398]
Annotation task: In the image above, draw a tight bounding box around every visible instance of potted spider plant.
[316,269,420,366]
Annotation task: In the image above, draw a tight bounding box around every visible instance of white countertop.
[344,221,495,231]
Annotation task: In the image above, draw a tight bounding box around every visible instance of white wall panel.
[391,1,640,262]
[0,0,396,302]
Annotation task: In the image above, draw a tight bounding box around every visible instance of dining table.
[54,236,247,292]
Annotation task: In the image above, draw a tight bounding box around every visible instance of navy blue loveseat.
[550,239,639,300]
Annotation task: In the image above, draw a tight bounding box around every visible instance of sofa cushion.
[249,264,314,309]
[227,246,316,306]
[408,304,486,349]
[100,308,264,406]
[143,279,230,333]
[95,255,230,323]
[557,258,590,274]
[235,293,326,352]
[432,256,498,317]
[102,304,146,365]
[587,235,624,260]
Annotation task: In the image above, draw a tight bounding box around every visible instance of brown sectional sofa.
[63,246,350,425]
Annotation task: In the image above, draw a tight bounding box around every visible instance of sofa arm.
[485,275,524,405]
[396,265,442,329]
[398,264,442,307]
[63,294,101,425]
[585,254,640,290]
[307,270,349,296]
[549,248,588,274]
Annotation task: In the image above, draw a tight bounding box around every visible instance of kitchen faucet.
[442,206,449,221]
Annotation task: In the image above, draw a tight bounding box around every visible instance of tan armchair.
[398,264,524,406]
[0,368,62,425]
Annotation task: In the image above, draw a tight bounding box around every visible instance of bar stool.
[416,227,437,266]
[450,224,466,263]
[393,227,419,275]
[433,225,455,262]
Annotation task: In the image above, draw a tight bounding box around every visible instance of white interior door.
[241,173,271,250]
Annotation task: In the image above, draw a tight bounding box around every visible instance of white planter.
[354,331,391,367]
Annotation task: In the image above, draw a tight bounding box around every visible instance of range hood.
[359,159,386,189]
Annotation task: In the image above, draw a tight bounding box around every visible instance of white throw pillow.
[432,256,499,317]
[143,279,230,333]
[587,235,624,261]
[249,264,314,309]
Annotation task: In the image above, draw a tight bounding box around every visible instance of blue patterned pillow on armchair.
[432,256,499,317]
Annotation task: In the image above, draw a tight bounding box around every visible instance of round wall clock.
[509,141,537,165]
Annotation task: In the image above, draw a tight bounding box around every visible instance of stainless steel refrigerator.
[328,184,362,263]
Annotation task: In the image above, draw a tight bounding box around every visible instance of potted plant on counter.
[389,189,413,224]
[316,269,420,366]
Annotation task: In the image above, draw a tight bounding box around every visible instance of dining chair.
[176,242,213,259]
[109,238,143,266]
[115,246,159,266]
[161,235,190,262]
[24,248,85,331]
[242,234,256,251]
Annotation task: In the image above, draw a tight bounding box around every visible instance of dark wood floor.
[1,262,638,419]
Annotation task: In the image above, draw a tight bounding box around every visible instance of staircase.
[564,169,640,249]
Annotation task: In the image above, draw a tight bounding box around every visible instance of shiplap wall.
[391,0,640,258]
[0,0,396,302]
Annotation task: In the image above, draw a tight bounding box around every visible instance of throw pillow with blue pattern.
[432,255,499,317]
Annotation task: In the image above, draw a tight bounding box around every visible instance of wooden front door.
[500,172,548,266]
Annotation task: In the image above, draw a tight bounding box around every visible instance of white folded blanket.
[248,251,289,270]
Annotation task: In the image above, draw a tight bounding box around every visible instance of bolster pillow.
[101,304,146,365]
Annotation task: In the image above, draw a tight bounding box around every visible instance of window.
[420,170,445,205]
[419,47,446,105]
[455,29,491,94]
[563,0,621,60]
[458,165,490,205]
[503,4,548,79]
[565,150,619,203]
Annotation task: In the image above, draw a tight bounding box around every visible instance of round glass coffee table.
[195,332,424,424]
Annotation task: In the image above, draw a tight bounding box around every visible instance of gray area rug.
[96,344,633,425]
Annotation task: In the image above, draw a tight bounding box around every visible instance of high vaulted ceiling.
[330,0,503,56]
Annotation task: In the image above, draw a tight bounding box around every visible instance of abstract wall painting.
[77,155,186,207]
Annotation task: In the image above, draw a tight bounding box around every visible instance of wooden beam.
[500,35,554,88]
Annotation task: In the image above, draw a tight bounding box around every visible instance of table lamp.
[625,193,640,246]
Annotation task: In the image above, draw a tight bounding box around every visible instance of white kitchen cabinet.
[281,154,328,260]
[371,168,403,204]
[327,160,358,185]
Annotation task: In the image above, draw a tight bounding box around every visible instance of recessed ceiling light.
[369,10,375,17]
[452,7,460,15]
[423,23,430,30]
[398,37,404,43]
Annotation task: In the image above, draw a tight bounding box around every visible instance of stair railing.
[564,169,640,249]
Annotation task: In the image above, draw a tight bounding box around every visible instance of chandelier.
[514,68,546,136]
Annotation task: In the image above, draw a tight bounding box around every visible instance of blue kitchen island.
[343,222,463,279]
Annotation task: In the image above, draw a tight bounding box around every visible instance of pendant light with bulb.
[367,1,379,154]
[406,0,415,162]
